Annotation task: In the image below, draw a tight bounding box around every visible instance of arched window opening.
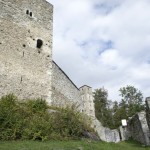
[36,39,43,49]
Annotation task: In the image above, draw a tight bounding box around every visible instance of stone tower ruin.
[79,85,95,118]
[0,0,53,103]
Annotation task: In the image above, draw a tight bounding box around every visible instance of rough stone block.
[92,118,120,143]
[119,126,131,141]
[127,111,150,146]
[104,128,120,143]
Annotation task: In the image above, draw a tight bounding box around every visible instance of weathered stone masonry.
[52,61,81,108]
[80,85,95,118]
[0,0,53,104]
[52,61,95,117]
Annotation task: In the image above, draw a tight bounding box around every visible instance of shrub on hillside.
[0,94,93,141]
[0,94,25,140]
[51,105,93,139]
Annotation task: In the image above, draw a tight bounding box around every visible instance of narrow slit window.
[26,10,29,14]
[30,12,32,17]
[21,76,23,82]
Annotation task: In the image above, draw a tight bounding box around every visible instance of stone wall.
[52,61,81,108]
[127,111,150,146]
[0,0,53,104]
[146,97,150,130]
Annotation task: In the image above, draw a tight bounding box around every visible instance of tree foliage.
[93,88,114,129]
[119,85,143,104]
[94,85,145,129]
[119,85,144,117]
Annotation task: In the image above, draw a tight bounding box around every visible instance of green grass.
[0,140,150,150]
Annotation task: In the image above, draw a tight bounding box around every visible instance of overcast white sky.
[47,0,150,101]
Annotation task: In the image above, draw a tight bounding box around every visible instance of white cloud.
[48,0,150,101]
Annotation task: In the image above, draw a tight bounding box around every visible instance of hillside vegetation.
[0,94,93,141]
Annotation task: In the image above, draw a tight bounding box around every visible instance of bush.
[0,94,93,141]
[51,105,93,139]
[0,94,24,140]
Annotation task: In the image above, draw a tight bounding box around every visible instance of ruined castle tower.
[79,85,95,118]
[0,0,53,103]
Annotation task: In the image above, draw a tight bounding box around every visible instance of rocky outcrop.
[92,118,120,143]
[119,126,131,141]
[127,111,150,146]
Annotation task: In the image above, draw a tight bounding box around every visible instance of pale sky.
[47,0,150,101]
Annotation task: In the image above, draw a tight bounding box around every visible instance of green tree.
[94,85,145,129]
[93,88,108,121]
[112,101,120,128]
[112,100,128,128]
[93,88,114,128]
[119,85,144,117]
